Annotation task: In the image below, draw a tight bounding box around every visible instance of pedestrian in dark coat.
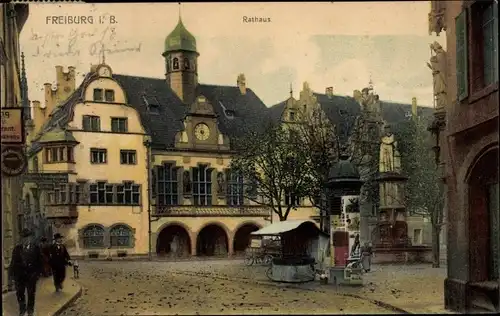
[49,233,72,292]
[40,237,52,277]
[8,228,44,316]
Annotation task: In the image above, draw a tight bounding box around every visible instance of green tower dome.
[164,18,197,53]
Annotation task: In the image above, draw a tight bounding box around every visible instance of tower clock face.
[194,123,210,141]
[98,66,111,77]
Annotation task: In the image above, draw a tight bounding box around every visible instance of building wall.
[1,3,29,292]
[438,0,499,312]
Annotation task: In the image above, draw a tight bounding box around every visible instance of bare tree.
[292,106,338,229]
[394,118,445,267]
[230,122,313,221]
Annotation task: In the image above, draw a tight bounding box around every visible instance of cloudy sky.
[20,2,443,107]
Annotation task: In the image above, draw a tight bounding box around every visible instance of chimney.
[411,97,417,119]
[43,83,54,113]
[325,87,333,98]
[31,100,46,137]
[237,73,246,95]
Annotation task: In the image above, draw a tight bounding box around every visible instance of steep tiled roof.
[113,75,269,149]
[269,92,434,144]
[28,72,98,156]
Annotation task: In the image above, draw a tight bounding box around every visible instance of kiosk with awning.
[251,220,330,283]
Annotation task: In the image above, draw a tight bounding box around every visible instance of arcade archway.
[156,224,191,257]
[196,224,228,256]
[233,223,261,254]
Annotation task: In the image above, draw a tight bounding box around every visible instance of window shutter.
[455,10,468,101]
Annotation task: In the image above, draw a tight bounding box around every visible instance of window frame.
[90,148,107,164]
[120,150,137,165]
[111,117,128,133]
[156,164,179,206]
[192,165,212,206]
[109,225,133,248]
[226,169,244,206]
[82,225,105,249]
[104,89,115,102]
[93,88,103,101]
[466,1,498,98]
[82,115,101,132]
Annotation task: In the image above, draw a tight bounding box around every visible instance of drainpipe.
[144,137,152,261]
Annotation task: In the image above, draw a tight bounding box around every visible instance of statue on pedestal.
[379,124,402,173]
[427,41,447,111]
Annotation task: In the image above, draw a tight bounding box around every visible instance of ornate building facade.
[25,17,271,259]
[1,3,29,292]
[428,0,499,313]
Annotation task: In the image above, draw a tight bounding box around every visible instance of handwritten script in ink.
[30,26,142,59]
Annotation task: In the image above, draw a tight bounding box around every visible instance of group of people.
[8,228,74,316]
[350,234,373,272]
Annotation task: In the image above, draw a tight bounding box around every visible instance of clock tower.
[162,16,199,104]
[175,95,230,151]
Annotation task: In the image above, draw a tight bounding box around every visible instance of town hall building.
[23,16,434,259]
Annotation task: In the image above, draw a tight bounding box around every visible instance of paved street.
[60,260,397,315]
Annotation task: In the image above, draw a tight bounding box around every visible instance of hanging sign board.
[1,107,25,144]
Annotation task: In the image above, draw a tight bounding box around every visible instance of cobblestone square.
[59,260,449,315]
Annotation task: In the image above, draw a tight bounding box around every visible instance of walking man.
[40,237,52,277]
[49,233,72,292]
[8,228,44,316]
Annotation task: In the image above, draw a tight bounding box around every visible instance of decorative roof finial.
[101,44,106,64]
[289,83,293,98]
[178,3,182,21]
[368,74,374,90]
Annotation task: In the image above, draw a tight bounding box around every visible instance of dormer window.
[173,57,179,70]
[105,89,115,102]
[289,111,296,121]
[93,89,103,101]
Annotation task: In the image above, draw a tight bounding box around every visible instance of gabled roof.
[113,75,269,149]
[269,92,435,144]
[28,72,98,156]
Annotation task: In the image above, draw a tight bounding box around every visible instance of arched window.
[166,58,171,72]
[110,225,133,248]
[184,58,190,70]
[173,58,179,70]
[82,225,105,248]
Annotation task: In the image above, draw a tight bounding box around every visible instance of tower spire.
[20,52,31,120]
[368,73,374,90]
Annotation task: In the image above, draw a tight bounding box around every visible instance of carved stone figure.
[217,172,225,195]
[183,170,191,194]
[427,41,447,110]
[353,87,380,114]
[379,125,402,173]
[428,2,446,36]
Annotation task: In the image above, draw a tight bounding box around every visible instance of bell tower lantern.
[162,16,199,104]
